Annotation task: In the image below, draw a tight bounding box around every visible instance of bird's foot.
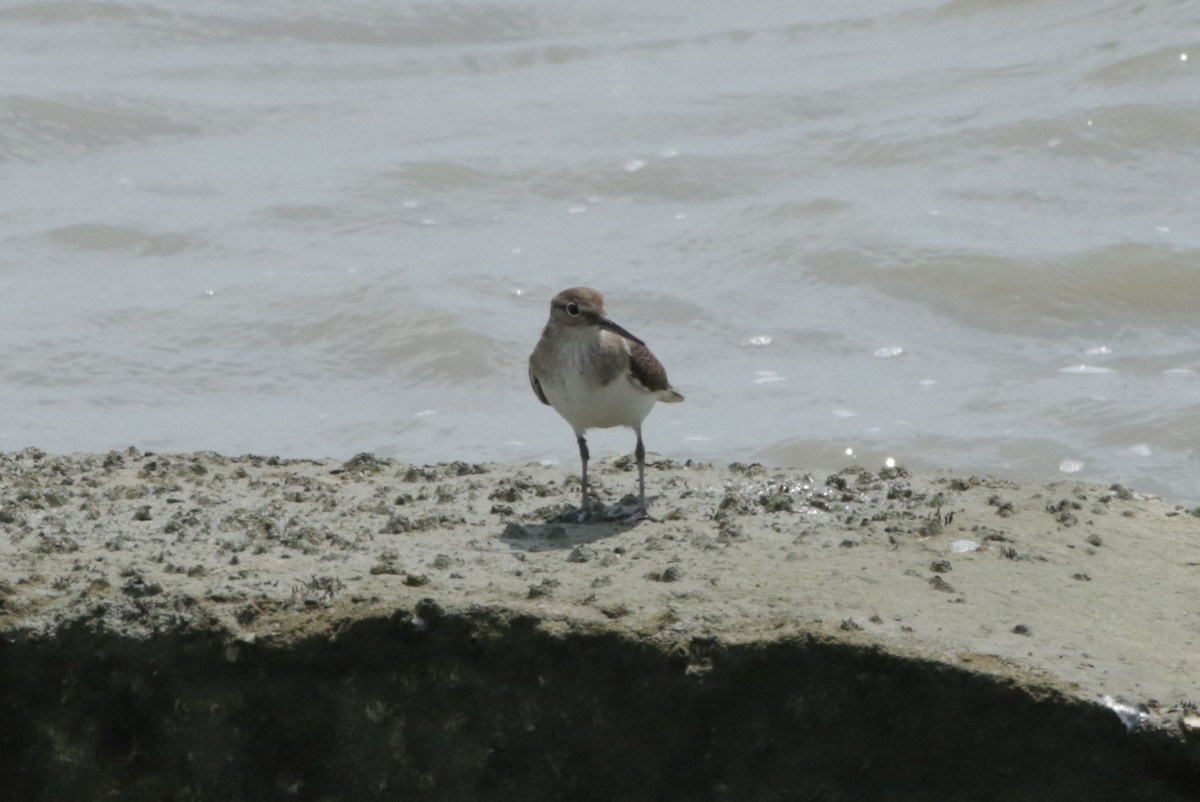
[554,500,598,524]
[555,497,656,523]
[606,495,656,522]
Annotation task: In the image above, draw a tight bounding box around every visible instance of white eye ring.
[565,302,580,316]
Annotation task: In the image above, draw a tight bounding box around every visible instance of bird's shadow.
[499,498,660,552]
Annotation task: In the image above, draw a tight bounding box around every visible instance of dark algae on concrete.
[3,609,1199,801]
[0,448,1198,800]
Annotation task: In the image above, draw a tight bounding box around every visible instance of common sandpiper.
[528,287,684,520]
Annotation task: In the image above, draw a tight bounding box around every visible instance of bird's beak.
[598,316,646,347]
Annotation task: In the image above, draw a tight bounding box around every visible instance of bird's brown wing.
[529,369,551,406]
[628,341,672,393]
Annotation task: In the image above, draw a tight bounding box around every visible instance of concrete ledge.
[1,449,1197,799]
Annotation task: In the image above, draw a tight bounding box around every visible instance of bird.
[528,287,684,520]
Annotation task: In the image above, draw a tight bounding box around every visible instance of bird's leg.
[634,428,651,520]
[576,434,591,520]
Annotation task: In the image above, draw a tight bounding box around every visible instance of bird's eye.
[565,302,580,316]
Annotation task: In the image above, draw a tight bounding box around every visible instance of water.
[2,0,1198,504]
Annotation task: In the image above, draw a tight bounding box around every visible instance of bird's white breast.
[539,333,657,433]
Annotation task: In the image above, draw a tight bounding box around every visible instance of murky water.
[2,0,1198,503]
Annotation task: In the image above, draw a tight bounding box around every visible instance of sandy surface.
[2,446,1197,723]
